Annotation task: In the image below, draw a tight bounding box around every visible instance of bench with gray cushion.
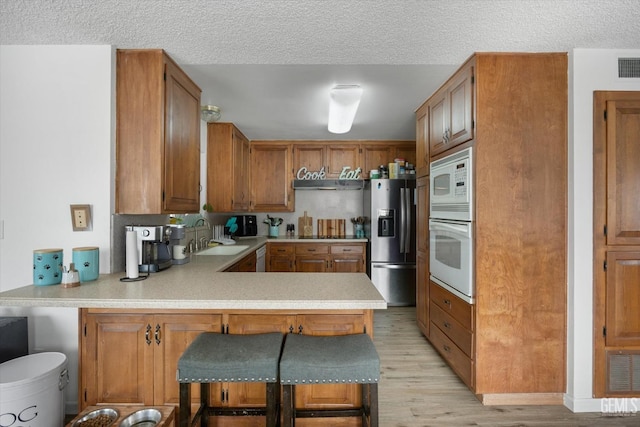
[177,332,284,427]
[279,333,380,427]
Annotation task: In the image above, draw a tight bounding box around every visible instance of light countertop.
[0,236,385,310]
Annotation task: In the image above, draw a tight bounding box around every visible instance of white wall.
[566,48,640,412]
[0,45,114,413]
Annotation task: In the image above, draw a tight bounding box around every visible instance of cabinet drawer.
[430,302,473,357]
[268,244,294,256]
[295,244,329,255]
[429,280,473,330]
[330,244,364,255]
[429,322,474,388]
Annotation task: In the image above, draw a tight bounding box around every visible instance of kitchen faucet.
[194,217,211,251]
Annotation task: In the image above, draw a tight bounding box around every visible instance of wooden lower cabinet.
[224,251,257,272]
[267,242,365,273]
[80,310,222,409]
[80,309,373,426]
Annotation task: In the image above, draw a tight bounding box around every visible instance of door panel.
[605,252,640,347]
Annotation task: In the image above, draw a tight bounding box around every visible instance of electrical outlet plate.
[70,204,92,231]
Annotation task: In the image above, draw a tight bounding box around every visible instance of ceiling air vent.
[618,58,640,78]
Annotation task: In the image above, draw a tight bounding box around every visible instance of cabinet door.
[416,251,429,337]
[361,145,392,178]
[330,244,365,273]
[226,314,294,409]
[326,145,360,178]
[251,144,293,212]
[294,314,366,410]
[447,63,474,147]
[428,88,447,157]
[605,252,640,346]
[81,314,155,407]
[232,129,250,211]
[295,255,330,272]
[267,243,295,272]
[415,104,429,177]
[416,176,429,337]
[163,58,201,213]
[605,100,640,245]
[293,145,325,178]
[392,143,417,169]
[154,314,223,409]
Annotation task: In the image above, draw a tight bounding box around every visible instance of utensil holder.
[269,226,279,237]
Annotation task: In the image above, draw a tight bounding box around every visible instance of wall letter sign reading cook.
[297,166,362,180]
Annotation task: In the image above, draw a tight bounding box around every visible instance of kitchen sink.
[196,245,250,256]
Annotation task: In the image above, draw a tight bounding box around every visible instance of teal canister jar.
[33,248,63,285]
[72,247,99,282]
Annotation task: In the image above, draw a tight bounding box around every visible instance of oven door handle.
[429,220,471,237]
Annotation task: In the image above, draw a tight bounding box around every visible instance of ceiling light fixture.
[201,105,221,123]
[328,85,362,134]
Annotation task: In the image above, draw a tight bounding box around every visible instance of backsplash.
[111,190,364,272]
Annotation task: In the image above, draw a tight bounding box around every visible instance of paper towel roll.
[125,230,139,279]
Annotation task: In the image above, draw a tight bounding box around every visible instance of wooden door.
[294,314,366,412]
[293,145,324,178]
[226,314,293,410]
[232,128,250,211]
[392,143,417,169]
[163,57,201,213]
[593,91,640,397]
[361,144,391,179]
[81,313,154,408]
[605,99,640,245]
[331,255,363,272]
[267,243,295,272]
[326,144,360,178]
[250,143,293,212]
[415,104,429,177]
[446,63,474,147]
[295,255,330,272]
[153,313,222,408]
[605,252,640,347]
[427,88,447,157]
[416,176,429,337]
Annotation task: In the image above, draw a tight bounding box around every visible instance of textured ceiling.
[2,0,639,140]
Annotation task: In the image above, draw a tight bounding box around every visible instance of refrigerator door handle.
[399,188,406,253]
[404,186,412,253]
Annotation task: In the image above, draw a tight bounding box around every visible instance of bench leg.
[369,383,378,427]
[179,382,191,427]
[266,382,279,427]
[200,383,209,427]
[282,384,295,427]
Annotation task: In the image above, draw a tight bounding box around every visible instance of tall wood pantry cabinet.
[116,49,202,214]
[417,53,568,405]
[593,91,640,397]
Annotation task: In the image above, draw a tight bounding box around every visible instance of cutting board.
[299,211,313,237]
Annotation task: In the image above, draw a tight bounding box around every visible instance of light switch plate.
[70,204,92,231]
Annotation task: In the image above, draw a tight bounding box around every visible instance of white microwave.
[430,147,473,222]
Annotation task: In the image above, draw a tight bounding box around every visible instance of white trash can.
[0,352,68,427]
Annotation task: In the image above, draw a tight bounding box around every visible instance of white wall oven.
[429,147,474,303]
[429,219,473,303]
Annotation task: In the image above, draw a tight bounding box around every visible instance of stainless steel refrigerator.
[364,179,416,306]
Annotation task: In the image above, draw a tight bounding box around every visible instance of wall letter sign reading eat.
[296,166,362,180]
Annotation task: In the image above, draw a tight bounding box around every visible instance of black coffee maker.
[131,225,172,273]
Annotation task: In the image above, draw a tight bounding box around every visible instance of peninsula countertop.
[0,236,386,311]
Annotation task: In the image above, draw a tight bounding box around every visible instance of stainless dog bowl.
[72,408,119,426]
[118,408,162,427]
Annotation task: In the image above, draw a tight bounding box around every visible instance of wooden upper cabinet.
[415,103,429,177]
[605,100,640,246]
[360,142,417,178]
[428,61,474,158]
[250,142,293,212]
[206,123,250,212]
[292,143,359,179]
[116,49,201,214]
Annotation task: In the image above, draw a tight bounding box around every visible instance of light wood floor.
[374,306,637,426]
